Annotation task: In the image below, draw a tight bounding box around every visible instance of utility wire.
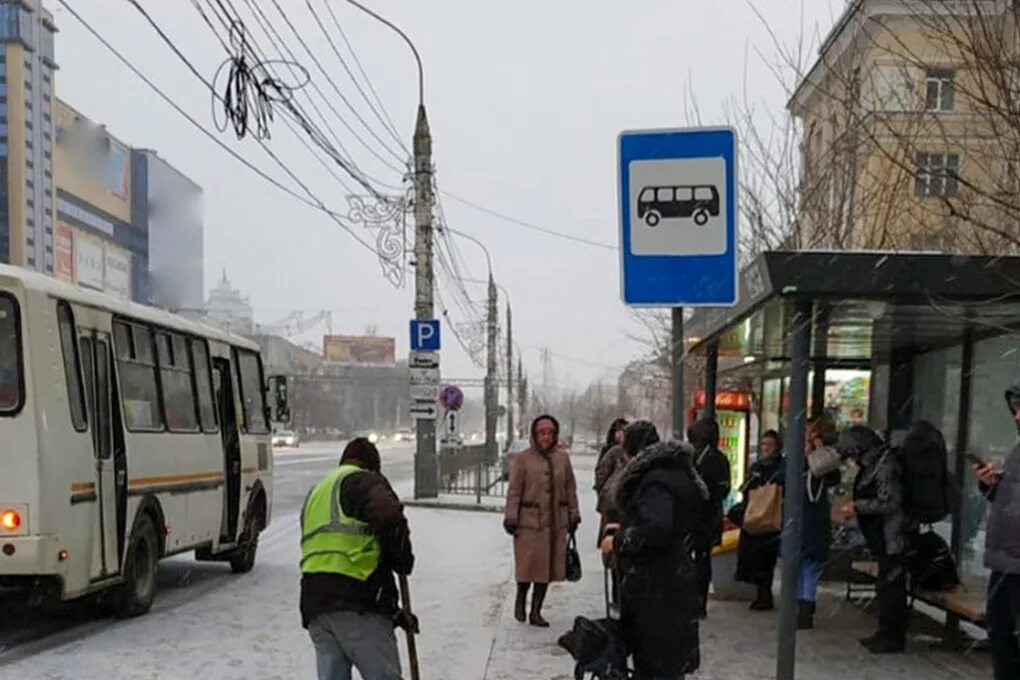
[305,0,408,153]
[70,0,378,256]
[322,0,405,146]
[441,190,618,251]
[265,0,408,169]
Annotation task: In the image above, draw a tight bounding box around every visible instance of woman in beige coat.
[503,414,581,627]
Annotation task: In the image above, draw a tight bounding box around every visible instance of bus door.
[79,332,122,579]
[212,358,241,543]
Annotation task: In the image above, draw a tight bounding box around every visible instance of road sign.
[408,351,439,369]
[410,319,441,352]
[410,402,438,420]
[409,367,440,385]
[409,384,439,401]
[439,385,464,411]
[618,127,738,306]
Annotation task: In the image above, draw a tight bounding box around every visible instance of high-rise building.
[0,0,57,272]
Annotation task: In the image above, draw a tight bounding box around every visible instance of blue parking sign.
[410,319,441,352]
[618,127,738,306]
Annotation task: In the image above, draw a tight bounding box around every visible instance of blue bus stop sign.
[618,127,738,306]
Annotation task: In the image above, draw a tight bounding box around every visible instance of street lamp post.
[346,0,436,499]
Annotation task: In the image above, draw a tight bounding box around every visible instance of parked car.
[395,428,414,442]
[440,434,464,448]
[502,438,530,480]
[272,428,299,448]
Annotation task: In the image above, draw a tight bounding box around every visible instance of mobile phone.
[965,453,987,467]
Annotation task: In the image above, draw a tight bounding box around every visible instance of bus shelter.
[684,250,1020,678]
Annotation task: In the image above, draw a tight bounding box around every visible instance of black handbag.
[566,532,583,582]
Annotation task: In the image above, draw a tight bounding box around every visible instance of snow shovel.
[398,574,421,680]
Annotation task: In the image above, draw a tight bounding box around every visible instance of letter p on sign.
[410,320,441,352]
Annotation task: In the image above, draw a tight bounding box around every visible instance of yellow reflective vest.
[300,464,380,580]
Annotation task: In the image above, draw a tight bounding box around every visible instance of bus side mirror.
[268,375,290,424]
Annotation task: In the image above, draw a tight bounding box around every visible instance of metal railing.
[438,443,507,499]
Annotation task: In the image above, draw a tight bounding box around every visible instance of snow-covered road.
[0,442,513,679]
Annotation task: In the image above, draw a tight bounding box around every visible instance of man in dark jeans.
[688,418,731,619]
[974,380,1020,680]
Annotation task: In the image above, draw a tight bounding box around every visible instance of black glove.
[394,609,420,634]
[503,519,518,536]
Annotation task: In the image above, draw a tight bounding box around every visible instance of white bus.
[0,264,276,616]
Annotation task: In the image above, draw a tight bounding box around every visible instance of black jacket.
[615,440,709,677]
[688,418,732,548]
[735,454,784,584]
[850,438,912,557]
[300,468,414,628]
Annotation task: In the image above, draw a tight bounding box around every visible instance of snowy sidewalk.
[483,456,992,680]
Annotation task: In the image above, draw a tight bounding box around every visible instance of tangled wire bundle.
[213,21,310,140]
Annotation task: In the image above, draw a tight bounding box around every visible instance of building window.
[926,69,956,112]
[916,153,960,197]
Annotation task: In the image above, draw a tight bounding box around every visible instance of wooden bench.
[848,560,986,628]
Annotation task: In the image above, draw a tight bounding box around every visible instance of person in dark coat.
[615,431,708,680]
[795,417,842,630]
[974,380,1020,680]
[837,425,915,654]
[594,418,629,545]
[688,417,732,618]
[735,430,785,611]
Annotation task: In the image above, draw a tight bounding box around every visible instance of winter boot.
[862,636,905,654]
[797,600,814,630]
[514,582,529,623]
[529,583,550,627]
[749,582,774,611]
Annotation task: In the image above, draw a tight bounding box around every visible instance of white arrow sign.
[410,402,438,420]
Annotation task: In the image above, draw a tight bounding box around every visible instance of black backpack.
[911,530,960,592]
[558,616,631,680]
[898,421,952,525]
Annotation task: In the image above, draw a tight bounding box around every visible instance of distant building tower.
[205,269,254,336]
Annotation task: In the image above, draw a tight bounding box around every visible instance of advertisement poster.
[323,335,396,365]
[104,247,131,301]
[54,224,75,283]
[76,235,104,291]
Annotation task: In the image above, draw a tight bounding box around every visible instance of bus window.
[236,349,269,434]
[158,331,199,433]
[676,187,694,201]
[57,302,87,431]
[190,339,217,432]
[0,294,22,414]
[695,186,715,201]
[113,320,162,432]
[656,187,673,202]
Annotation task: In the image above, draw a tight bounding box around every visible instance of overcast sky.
[54,0,842,392]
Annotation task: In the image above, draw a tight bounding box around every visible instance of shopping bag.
[743,482,783,535]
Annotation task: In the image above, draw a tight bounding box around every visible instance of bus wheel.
[114,515,159,618]
[644,211,660,227]
[694,209,709,226]
[229,510,260,574]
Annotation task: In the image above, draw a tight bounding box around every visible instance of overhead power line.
[62,0,378,256]
[440,191,618,251]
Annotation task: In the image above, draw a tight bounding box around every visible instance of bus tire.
[694,209,709,226]
[644,211,660,227]
[229,508,260,574]
[114,515,159,618]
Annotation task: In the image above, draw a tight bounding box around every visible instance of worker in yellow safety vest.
[300,437,415,680]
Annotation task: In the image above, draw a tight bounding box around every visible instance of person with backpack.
[836,425,916,654]
[974,381,1020,680]
[614,423,708,679]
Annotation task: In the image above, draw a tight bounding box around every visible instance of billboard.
[323,335,396,365]
[76,234,104,291]
[54,224,75,283]
[104,247,131,301]
[54,100,132,222]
